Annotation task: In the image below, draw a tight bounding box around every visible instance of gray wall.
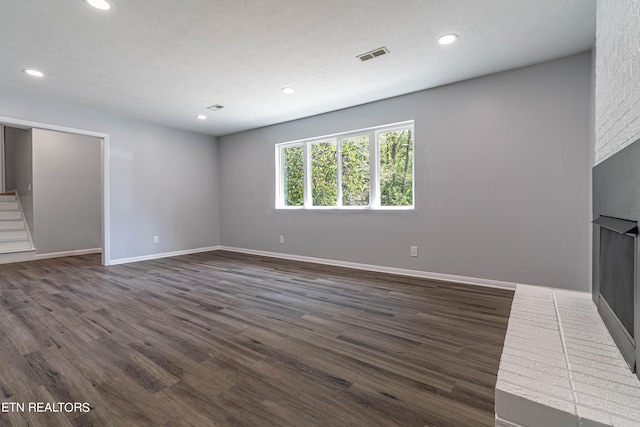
[0,91,220,261]
[219,53,591,291]
[4,126,34,233]
[0,125,4,192]
[589,48,596,294]
[32,128,102,254]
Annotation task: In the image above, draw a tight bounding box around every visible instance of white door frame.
[0,116,110,265]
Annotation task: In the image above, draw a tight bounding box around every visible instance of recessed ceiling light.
[438,34,458,45]
[281,87,296,94]
[23,69,44,77]
[196,115,207,120]
[85,0,112,11]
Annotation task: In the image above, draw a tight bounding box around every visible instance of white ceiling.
[0,0,596,136]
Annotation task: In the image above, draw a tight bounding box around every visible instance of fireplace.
[593,139,640,380]
[593,217,637,371]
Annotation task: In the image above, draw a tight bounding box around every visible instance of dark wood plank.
[0,251,513,426]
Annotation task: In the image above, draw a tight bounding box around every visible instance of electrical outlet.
[153,235,159,244]
[410,246,418,257]
[279,235,284,244]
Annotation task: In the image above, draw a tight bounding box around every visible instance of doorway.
[0,116,109,265]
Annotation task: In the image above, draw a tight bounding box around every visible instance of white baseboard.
[106,244,519,290]
[216,246,518,290]
[36,248,102,260]
[108,246,222,266]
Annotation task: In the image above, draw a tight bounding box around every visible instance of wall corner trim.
[216,246,519,290]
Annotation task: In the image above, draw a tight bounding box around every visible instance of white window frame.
[275,120,414,210]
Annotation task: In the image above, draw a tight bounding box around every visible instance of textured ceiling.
[0,0,596,136]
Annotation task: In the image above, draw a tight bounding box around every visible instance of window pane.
[379,129,413,207]
[341,136,370,206]
[311,141,337,206]
[282,145,304,206]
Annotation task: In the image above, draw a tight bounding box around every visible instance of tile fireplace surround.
[495,285,640,426]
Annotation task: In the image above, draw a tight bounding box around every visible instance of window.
[276,121,414,209]
[378,128,414,207]
[341,136,370,206]
[311,140,337,206]
[282,145,304,206]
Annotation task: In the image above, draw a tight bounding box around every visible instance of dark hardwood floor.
[0,251,513,426]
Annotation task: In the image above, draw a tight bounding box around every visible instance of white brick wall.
[496,286,640,426]
[595,0,640,164]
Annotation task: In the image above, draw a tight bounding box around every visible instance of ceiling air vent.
[357,47,390,62]
[207,104,225,111]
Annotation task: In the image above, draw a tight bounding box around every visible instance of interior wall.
[3,126,33,233]
[0,125,4,193]
[32,128,102,254]
[589,47,596,295]
[594,0,640,164]
[0,91,220,262]
[219,53,592,291]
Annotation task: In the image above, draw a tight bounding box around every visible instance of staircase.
[0,192,36,264]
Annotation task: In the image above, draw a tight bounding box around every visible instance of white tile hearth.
[496,285,640,427]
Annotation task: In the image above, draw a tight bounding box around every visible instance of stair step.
[0,194,36,262]
[0,201,19,210]
[0,239,34,253]
[0,210,22,220]
[0,229,28,240]
[0,220,27,229]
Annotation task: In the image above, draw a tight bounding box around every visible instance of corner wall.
[219,53,592,291]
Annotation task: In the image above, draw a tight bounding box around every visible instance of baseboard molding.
[36,248,102,260]
[109,246,222,266]
[216,246,518,290]
[107,244,519,290]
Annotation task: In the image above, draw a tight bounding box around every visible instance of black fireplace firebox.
[593,217,637,371]
[593,139,640,381]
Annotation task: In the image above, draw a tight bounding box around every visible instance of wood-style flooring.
[0,251,514,426]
